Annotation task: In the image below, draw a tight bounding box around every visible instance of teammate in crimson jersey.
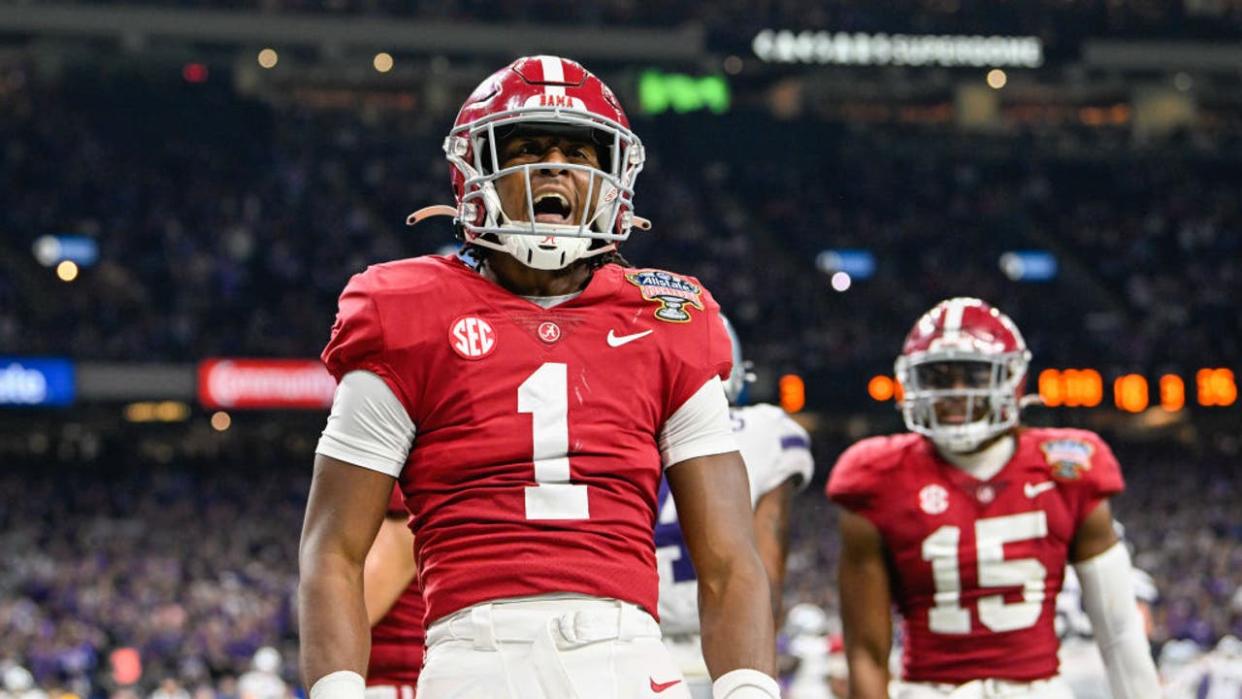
[298,56,777,699]
[362,486,423,698]
[827,298,1160,699]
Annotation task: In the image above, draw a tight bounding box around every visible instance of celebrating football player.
[298,56,777,699]
[828,297,1160,698]
[361,486,423,699]
[655,316,814,697]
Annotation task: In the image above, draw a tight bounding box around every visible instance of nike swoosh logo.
[607,329,653,347]
[650,678,683,694]
[1024,481,1056,498]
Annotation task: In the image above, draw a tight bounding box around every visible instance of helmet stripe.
[539,55,566,98]
[943,297,967,338]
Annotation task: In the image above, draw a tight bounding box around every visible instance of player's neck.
[936,432,1016,481]
[481,253,592,297]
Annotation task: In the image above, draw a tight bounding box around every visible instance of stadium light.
[34,235,99,268]
[816,249,876,279]
[56,260,79,282]
[182,63,209,83]
[830,272,852,292]
[211,411,232,431]
[779,374,806,413]
[257,48,279,69]
[999,251,1057,282]
[868,375,895,401]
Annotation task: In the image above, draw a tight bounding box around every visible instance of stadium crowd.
[2,71,1241,383]
[0,425,1238,697]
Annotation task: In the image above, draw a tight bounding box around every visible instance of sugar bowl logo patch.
[625,270,705,323]
[1041,438,1094,481]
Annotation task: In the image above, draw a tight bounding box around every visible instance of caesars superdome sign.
[752,29,1043,68]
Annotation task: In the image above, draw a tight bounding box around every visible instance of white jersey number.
[922,511,1049,634]
[519,363,590,520]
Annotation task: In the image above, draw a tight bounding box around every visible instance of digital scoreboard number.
[866,368,1237,411]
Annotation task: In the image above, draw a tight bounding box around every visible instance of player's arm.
[299,455,393,692]
[752,477,796,627]
[363,514,417,626]
[837,509,893,699]
[668,451,778,692]
[300,367,416,696]
[1070,500,1160,699]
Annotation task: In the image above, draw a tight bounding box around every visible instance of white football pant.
[418,595,691,699]
[895,677,1073,699]
[662,634,711,699]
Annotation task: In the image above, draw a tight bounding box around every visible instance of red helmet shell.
[449,56,633,224]
[901,297,1028,359]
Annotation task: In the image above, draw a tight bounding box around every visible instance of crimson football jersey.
[322,255,733,625]
[827,427,1124,683]
[367,485,425,687]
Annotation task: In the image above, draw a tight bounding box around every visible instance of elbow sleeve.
[1073,542,1160,699]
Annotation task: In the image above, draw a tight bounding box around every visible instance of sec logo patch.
[450,316,497,359]
[918,484,949,515]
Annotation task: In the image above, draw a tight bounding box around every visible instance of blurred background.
[0,1,1240,698]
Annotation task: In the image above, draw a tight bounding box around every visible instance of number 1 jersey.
[827,428,1124,683]
[321,254,734,625]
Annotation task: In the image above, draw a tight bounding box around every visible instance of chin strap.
[406,205,458,226]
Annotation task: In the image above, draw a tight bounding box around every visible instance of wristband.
[712,668,780,699]
[309,671,365,699]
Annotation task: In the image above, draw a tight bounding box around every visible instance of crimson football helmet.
[410,55,648,271]
[894,297,1032,452]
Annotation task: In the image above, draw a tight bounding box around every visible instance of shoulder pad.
[827,433,920,507]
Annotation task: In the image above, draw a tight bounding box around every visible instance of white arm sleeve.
[315,370,416,478]
[659,376,739,469]
[1075,542,1161,699]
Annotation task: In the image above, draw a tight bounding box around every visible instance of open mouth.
[533,192,574,224]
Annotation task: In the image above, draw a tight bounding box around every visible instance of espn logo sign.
[198,359,336,409]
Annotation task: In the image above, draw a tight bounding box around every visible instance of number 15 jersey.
[319,254,735,626]
[827,428,1124,684]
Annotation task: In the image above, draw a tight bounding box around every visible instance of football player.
[655,317,814,697]
[298,56,777,699]
[362,486,423,699]
[828,297,1160,698]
